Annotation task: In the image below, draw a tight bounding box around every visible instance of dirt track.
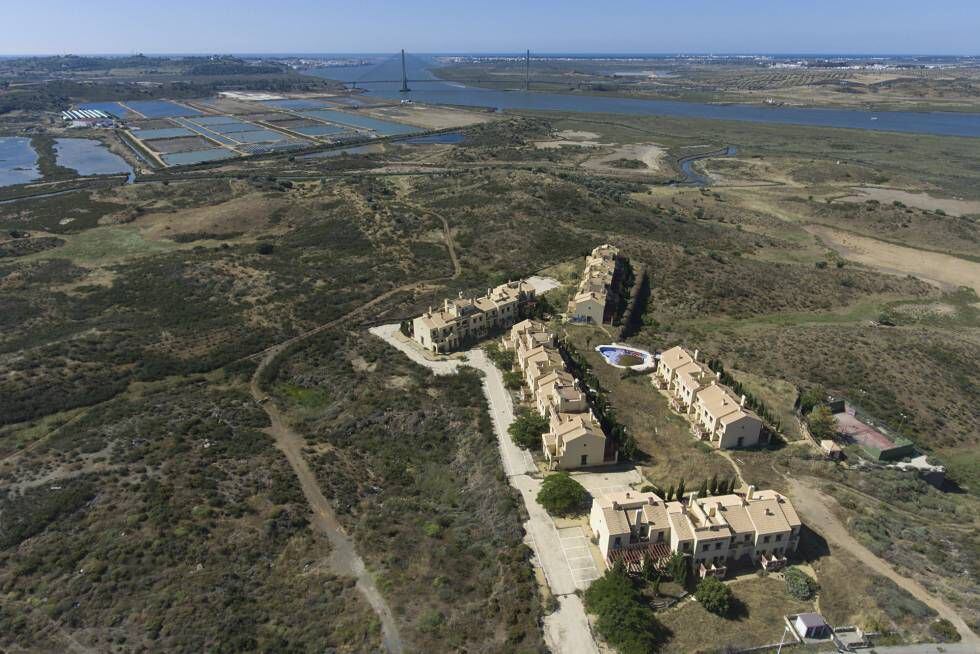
[785,476,979,647]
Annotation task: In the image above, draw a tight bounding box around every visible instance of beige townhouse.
[568,244,620,325]
[692,383,762,449]
[412,280,535,353]
[542,414,608,470]
[590,486,800,577]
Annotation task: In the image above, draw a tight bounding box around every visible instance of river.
[304,56,980,138]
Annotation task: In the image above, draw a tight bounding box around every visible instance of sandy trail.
[834,187,980,217]
[785,477,979,647]
[806,225,980,294]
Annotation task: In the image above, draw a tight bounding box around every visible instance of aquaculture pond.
[54,138,132,176]
[0,137,40,187]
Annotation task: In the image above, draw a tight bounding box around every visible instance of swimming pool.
[595,344,656,370]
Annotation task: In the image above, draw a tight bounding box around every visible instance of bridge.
[347,49,536,91]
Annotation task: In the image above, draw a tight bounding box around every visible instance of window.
[702,544,709,552]
[776,534,782,542]
[682,542,690,552]
[657,531,664,543]
[580,454,588,466]
[744,534,751,542]
[613,536,621,548]
[763,535,770,543]
[715,542,722,550]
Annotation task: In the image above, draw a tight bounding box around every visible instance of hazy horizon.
[1,0,977,56]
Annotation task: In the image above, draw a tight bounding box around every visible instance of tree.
[698,479,708,498]
[584,567,664,654]
[536,473,589,517]
[676,478,686,501]
[666,552,688,586]
[784,567,820,600]
[708,474,719,495]
[483,342,515,371]
[664,483,675,502]
[502,371,523,390]
[798,386,827,414]
[695,576,732,616]
[508,409,548,450]
[807,405,838,441]
[641,554,658,581]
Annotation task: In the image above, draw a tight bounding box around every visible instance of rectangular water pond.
[124,100,202,118]
[292,124,350,137]
[262,98,335,110]
[299,109,421,136]
[161,149,237,166]
[189,115,244,126]
[79,102,131,119]
[229,129,289,144]
[132,128,196,140]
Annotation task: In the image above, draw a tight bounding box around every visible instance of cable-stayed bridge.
[347,50,535,91]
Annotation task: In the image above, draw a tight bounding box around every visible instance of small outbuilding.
[820,439,843,460]
[793,612,831,640]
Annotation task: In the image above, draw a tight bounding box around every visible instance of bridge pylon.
[399,49,411,93]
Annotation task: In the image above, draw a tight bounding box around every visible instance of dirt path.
[784,476,979,646]
[805,224,980,295]
[249,340,405,654]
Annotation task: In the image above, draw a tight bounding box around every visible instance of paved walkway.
[370,324,601,654]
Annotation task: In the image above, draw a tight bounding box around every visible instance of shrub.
[256,242,274,255]
[502,371,523,390]
[695,576,732,616]
[508,409,548,450]
[784,567,819,600]
[483,342,515,370]
[807,405,838,440]
[928,618,961,643]
[583,567,663,654]
[536,473,589,516]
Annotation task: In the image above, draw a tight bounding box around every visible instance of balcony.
[542,432,558,459]
[760,552,788,572]
[699,562,727,579]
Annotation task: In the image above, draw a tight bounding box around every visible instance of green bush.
[928,618,961,643]
[508,409,548,450]
[784,566,820,600]
[483,342,515,370]
[536,473,589,516]
[695,576,733,616]
[583,567,663,654]
[503,371,524,390]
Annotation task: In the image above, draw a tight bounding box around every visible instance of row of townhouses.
[590,486,800,578]
[502,320,612,470]
[654,346,763,449]
[567,244,620,325]
[412,280,536,353]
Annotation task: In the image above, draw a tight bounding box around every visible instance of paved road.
[370,324,601,654]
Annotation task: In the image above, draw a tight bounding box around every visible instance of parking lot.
[557,526,601,588]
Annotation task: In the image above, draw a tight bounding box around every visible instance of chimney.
[740,394,747,407]
[612,501,620,510]
[708,504,716,517]
[693,349,699,361]
[689,491,698,504]
[746,485,755,500]
[444,298,449,312]
[716,371,721,380]
[634,508,643,524]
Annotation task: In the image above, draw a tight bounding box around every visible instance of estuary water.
[54,138,132,176]
[0,137,41,187]
[306,57,980,138]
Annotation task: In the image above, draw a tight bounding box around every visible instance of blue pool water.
[596,345,655,369]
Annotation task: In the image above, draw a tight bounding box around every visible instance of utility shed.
[793,612,831,640]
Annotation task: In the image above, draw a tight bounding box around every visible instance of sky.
[2,0,977,56]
